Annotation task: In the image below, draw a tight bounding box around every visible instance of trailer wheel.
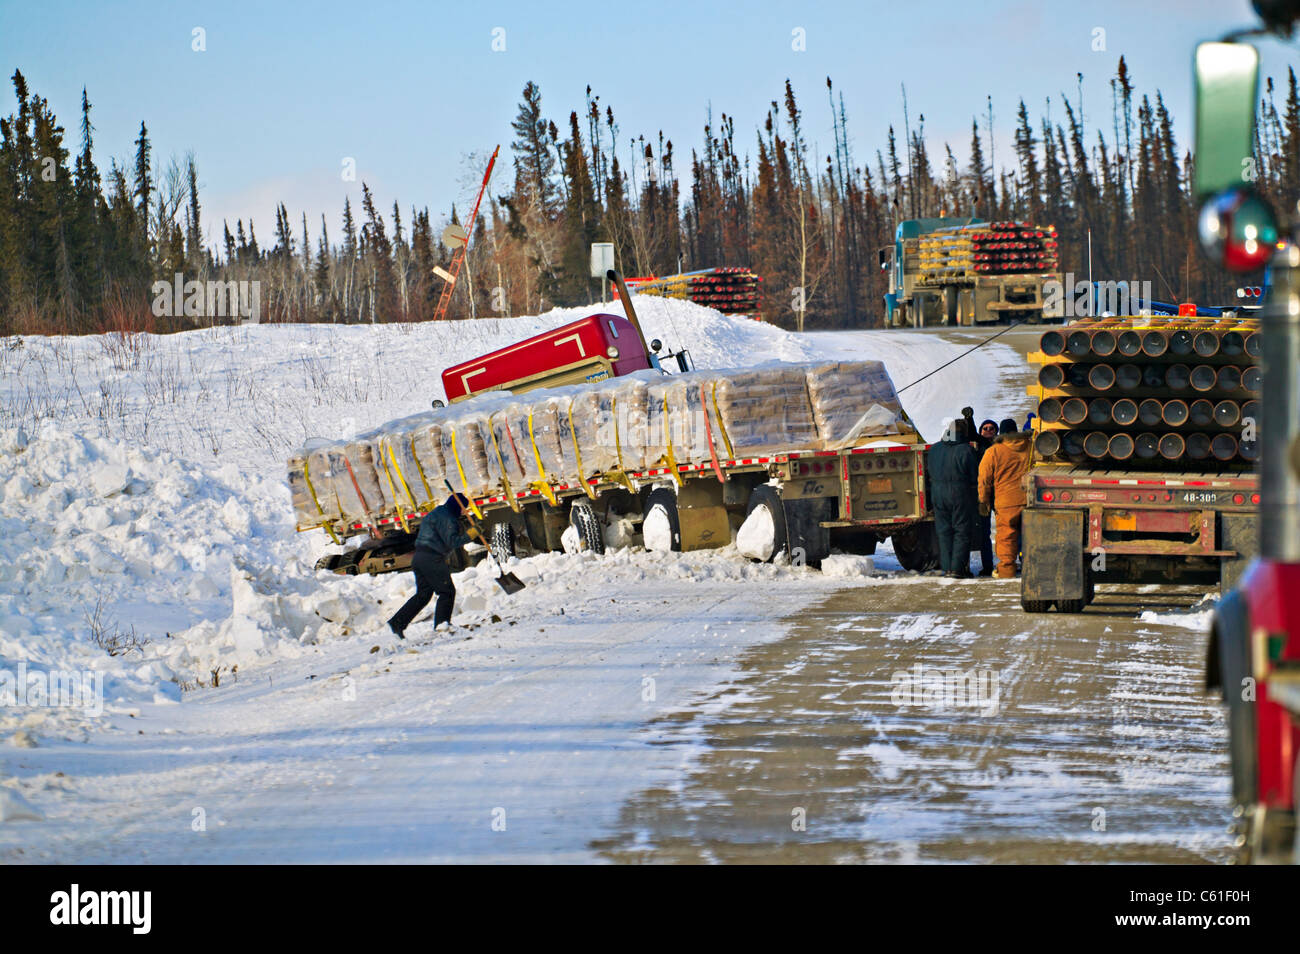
[1055,598,1086,614]
[569,500,605,555]
[737,485,788,562]
[642,488,681,552]
[489,521,517,565]
[891,522,940,572]
[1021,598,1053,613]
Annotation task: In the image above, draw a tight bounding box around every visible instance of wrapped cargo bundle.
[440,410,494,497]
[484,405,533,489]
[803,360,915,448]
[713,366,818,456]
[410,420,448,498]
[288,440,344,528]
[646,373,718,466]
[333,433,391,521]
[526,394,581,485]
[584,374,650,473]
[567,387,621,477]
[374,413,439,515]
[485,399,576,490]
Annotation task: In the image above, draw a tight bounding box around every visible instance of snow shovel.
[443,481,526,595]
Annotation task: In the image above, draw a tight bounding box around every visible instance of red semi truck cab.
[441,313,653,403]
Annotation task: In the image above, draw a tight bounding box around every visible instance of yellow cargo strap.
[611,398,635,493]
[527,411,559,506]
[384,439,419,531]
[408,434,435,511]
[379,451,410,534]
[662,394,682,487]
[710,381,735,459]
[567,400,597,499]
[302,457,341,544]
[486,418,520,512]
[449,426,484,519]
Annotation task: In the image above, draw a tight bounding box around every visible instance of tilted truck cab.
[442,313,653,402]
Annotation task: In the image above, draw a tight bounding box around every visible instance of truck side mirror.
[1193,42,1260,201]
[1194,41,1279,272]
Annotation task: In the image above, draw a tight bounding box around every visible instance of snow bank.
[0,423,303,740]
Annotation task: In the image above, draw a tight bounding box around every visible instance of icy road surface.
[0,311,1229,862]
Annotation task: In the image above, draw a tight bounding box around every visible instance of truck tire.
[489,522,517,565]
[569,500,605,555]
[892,522,940,572]
[1021,598,1053,613]
[642,487,681,552]
[738,485,788,562]
[783,497,833,566]
[1055,598,1086,614]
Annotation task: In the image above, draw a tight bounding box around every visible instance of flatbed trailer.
[1020,463,1259,612]
[316,438,939,576]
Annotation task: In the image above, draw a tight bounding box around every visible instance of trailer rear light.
[1233,493,1244,504]
[1042,490,1054,502]
[1131,493,1141,502]
[1251,493,1260,504]
[1059,490,1072,503]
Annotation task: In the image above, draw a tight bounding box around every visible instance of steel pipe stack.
[1029,316,1260,466]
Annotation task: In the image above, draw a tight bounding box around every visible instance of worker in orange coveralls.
[978,418,1033,578]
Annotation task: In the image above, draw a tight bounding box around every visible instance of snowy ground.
[0,301,1026,860]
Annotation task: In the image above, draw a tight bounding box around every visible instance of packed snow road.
[593,578,1229,863]
[0,311,1231,862]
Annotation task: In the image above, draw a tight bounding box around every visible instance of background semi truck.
[881,217,1061,327]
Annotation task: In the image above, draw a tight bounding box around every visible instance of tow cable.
[896,317,1032,395]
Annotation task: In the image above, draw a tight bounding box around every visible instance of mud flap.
[1210,589,1258,806]
[1219,512,1258,592]
[1021,508,1086,603]
[678,505,730,551]
[785,496,833,566]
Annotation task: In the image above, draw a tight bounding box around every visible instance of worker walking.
[926,417,979,578]
[978,419,1033,579]
[388,493,481,638]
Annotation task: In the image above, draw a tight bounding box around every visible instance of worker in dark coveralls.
[926,417,979,578]
[388,493,480,638]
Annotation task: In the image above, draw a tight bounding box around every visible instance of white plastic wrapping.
[804,360,915,448]
[287,360,916,531]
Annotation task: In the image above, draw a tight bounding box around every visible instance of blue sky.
[1,0,1295,250]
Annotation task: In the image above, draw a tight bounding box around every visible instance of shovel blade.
[494,571,526,595]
